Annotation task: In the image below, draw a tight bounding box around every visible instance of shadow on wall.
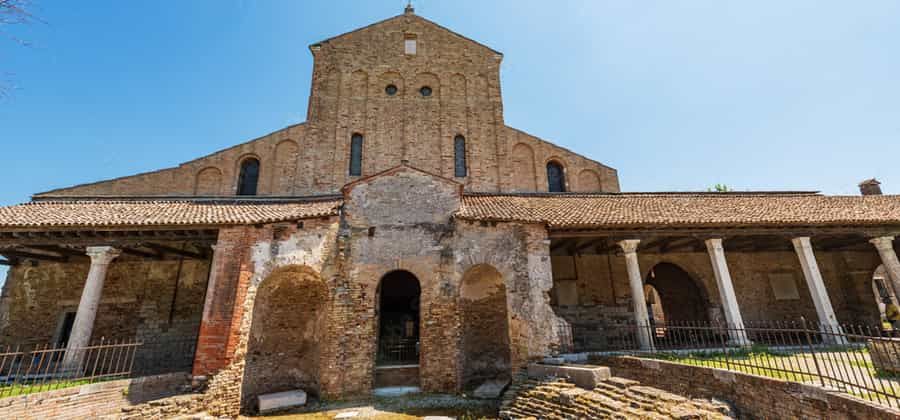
[241,265,328,412]
[459,264,512,390]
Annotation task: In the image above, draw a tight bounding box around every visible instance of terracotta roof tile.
[458,193,900,229]
[0,199,342,229]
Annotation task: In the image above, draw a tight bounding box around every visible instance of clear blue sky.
[2,0,899,201]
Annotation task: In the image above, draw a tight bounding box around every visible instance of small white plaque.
[404,39,417,55]
[769,273,800,300]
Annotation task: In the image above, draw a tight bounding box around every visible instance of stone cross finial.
[405,1,415,14]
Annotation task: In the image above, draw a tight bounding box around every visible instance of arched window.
[454,135,467,177]
[349,133,363,176]
[547,161,566,192]
[237,158,260,196]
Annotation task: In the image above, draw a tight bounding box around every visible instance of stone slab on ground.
[473,378,510,399]
[258,390,307,414]
[526,363,611,389]
[372,386,421,398]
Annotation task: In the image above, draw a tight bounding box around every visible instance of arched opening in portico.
[459,264,512,390]
[644,263,710,323]
[242,265,328,410]
[376,270,421,367]
[872,265,898,325]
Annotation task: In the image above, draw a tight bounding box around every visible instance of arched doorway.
[242,265,328,410]
[644,284,665,325]
[645,263,710,323]
[459,264,512,390]
[872,265,898,324]
[376,270,421,367]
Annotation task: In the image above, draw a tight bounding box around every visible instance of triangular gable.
[341,162,463,197]
[310,11,502,57]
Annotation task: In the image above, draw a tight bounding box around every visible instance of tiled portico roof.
[458,193,900,229]
[0,198,343,229]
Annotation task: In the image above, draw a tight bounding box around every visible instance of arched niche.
[459,264,512,390]
[242,265,328,410]
[194,167,223,195]
[576,169,602,192]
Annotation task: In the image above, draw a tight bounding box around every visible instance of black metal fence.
[376,338,419,366]
[0,337,199,398]
[0,338,141,398]
[577,320,900,409]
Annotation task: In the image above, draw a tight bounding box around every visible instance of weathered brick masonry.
[596,355,900,419]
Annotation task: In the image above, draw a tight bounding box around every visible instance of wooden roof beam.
[0,249,68,263]
[143,243,206,260]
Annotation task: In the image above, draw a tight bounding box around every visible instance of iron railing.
[0,337,201,398]
[0,338,141,398]
[376,338,419,366]
[576,319,900,409]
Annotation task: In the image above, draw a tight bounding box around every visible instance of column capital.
[791,236,813,250]
[85,246,121,265]
[705,238,724,251]
[870,236,896,251]
[617,239,640,254]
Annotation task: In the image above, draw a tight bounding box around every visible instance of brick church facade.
[2,7,900,415]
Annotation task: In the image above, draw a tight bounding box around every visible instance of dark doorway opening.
[55,311,76,346]
[645,263,710,323]
[376,270,421,366]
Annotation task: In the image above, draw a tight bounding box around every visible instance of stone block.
[257,390,307,414]
[473,378,510,399]
[526,363,611,390]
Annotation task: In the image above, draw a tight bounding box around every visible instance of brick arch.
[414,72,441,97]
[448,73,467,100]
[234,154,262,195]
[459,264,512,389]
[545,157,568,193]
[644,262,711,323]
[272,140,299,195]
[377,71,404,95]
[241,265,328,411]
[576,169,602,192]
[511,143,537,191]
[194,166,223,195]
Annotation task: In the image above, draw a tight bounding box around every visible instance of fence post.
[801,317,826,387]
[718,320,730,371]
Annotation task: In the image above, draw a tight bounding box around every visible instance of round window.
[419,86,432,97]
[385,84,398,96]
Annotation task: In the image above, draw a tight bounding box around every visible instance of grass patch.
[0,378,112,398]
[642,346,817,383]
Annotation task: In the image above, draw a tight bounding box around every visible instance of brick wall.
[595,355,900,419]
[35,12,618,199]
[0,373,189,420]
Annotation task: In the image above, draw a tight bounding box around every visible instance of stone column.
[870,236,900,299]
[704,239,751,346]
[791,237,846,344]
[63,246,121,370]
[618,240,653,350]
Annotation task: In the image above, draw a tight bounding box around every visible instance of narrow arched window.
[237,158,260,196]
[349,133,363,176]
[454,135,467,177]
[547,161,566,192]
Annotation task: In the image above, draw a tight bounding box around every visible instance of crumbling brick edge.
[594,355,900,420]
